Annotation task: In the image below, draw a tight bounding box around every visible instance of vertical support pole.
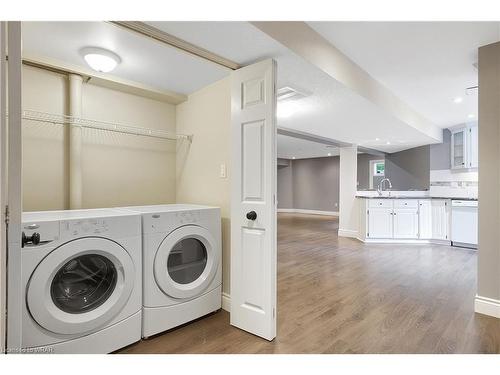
[69,74,83,209]
[339,145,359,238]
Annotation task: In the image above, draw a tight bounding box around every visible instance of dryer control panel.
[60,219,110,239]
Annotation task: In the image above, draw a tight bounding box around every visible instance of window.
[374,161,385,176]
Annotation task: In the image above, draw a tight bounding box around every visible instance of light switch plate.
[220,163,227,178]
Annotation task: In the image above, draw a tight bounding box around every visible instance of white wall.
[22,65,177,211]
[339,146,359,238]
[176,77,232,295]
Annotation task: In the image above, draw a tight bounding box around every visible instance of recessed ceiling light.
[327,153,331,156]
[453,97,463,104]
[80,47,121,73]
[292,157,296,160]
[386,141,391,145]
[468,114,476,119]
[375,138,380,141]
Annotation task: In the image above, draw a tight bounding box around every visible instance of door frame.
[0,21,7,353]
[2,22,23,352]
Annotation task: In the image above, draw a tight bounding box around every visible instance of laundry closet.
[8,21,234,353]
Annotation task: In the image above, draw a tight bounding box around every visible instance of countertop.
[355,195,478,201]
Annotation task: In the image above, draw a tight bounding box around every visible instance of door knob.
[246,211,257,221]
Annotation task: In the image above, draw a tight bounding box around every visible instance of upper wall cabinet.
[450,124,478,170]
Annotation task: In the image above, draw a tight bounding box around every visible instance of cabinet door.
[418,200,432,239]
[431,200,449,240]
[469,126,478,168]
[451,128,467,169]
[368,208,393,238]
[393,208,419,239]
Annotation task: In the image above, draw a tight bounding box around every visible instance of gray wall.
[277,163,294,209]
[357,145,431,190]
[430,129,451,170]
[277,156,340,211]
[385,145,430,190]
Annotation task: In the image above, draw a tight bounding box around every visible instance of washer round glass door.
[27,237,135,335]
[154,225,218,299]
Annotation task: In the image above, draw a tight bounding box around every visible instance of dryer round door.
[154,225,218,299]
[27,237,135,335]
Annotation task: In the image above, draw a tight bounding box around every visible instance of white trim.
[277,208,339,216]
[338,229,359,238]
[221,292,231,313]
[475,295,500,318]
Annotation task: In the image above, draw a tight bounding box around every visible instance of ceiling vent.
[277,86,309,101]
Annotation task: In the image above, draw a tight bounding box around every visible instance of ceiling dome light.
[453,97,463,104]
[80,47,121,73]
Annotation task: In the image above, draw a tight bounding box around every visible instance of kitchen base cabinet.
[393,209,419,239]
[431,200,449,240]
[358,198,451,244]
[418,200,432,239]
[367,208,393,238]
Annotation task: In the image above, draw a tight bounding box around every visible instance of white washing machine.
[17,208,142,353]
[120,204,221,338]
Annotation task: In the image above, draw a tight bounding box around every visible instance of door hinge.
[273,307,275,319]
[4,204,9,225]
[367,209,369,215]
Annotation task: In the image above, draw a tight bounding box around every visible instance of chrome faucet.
[377,178,393,196]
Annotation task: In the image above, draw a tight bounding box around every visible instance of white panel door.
[393,209,419,239]
[431,200,449,240]
[469,126,478,168]
[418,200,432,239]
[230,59,277,340]
[368,208,393,238]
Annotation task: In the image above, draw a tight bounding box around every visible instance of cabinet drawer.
[394,199,418,209]
[368,199,393,208]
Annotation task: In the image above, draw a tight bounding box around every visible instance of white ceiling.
[21,21,490,158]
[22,22,230,95]
[277,135,339,160]
[143,22,440,153]
[308,22,500,128]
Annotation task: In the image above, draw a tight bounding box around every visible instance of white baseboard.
[221,292,231,312]
[277,208,339,216]
[362,238,452,245]
[475,295,500,318]
[338,228,359,238]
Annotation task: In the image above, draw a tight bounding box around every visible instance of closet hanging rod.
[22,110,193,142]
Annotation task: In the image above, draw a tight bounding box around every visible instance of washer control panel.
[21,221,60,248]
[175,210,201,225]
[60,219,110,239]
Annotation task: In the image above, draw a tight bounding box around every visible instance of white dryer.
[18,209,142,353]
[120,204,221,338]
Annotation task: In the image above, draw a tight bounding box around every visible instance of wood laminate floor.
[119,213,500,354]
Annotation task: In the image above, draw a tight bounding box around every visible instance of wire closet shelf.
[22,109,193,142]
